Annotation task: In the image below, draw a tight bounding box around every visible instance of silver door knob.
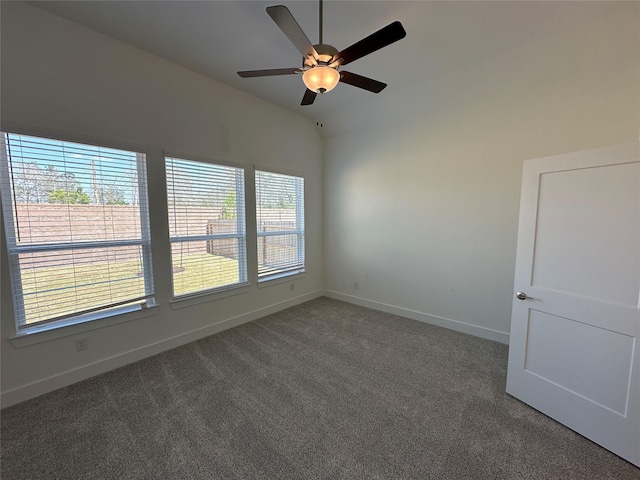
[516,291,530,300]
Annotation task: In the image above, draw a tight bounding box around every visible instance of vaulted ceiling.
[30,1,625,136]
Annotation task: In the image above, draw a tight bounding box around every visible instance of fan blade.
[238,68,301,78]
[301,89,317,105]
[333,21,406,66]
[267,5,319,60]
[339,71,387,93]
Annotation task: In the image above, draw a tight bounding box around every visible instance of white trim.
[324,290,510,345]
[170,234,244,243]
[14,238,150,253]
[1,122,148,155]
[164,150,246,171]
[251,164,305,179]
[0,290,323,408]
[16,295,154,333]
[9,305,159,347]
[169,284,250,309]
[256,271,306,288]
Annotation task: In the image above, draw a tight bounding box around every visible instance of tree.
[11,163,82,203]
[12,162,45,203]
[220,191,237,219]
[276,193,295,209]
[93,185,128,205]
[257,172,296,209]
[48,187,91,204]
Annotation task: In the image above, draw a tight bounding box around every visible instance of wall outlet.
[290,283,295,291]
[354,280,359,290]
[75,338,88,352]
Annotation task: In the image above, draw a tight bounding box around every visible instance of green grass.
[20,253,239,324]
[171,252,240,297]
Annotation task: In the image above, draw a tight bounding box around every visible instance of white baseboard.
[323,290,510,345]
[1,290,323,408]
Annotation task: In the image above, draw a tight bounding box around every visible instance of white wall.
[323,2,640,342]
[0,2,323,406]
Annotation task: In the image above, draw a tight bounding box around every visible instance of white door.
[506,142,640,466]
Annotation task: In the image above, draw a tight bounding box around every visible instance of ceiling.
[28,1,621,135]
[31,1,418,123]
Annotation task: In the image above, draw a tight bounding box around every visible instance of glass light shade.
[302,66,340,94]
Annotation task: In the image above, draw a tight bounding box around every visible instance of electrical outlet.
[354,280,359,290]
[75,338,88,352]
[290,283,295,291]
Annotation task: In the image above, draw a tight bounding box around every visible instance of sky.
[4,132,141,204]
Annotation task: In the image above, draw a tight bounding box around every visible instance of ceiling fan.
[238,1,406,106]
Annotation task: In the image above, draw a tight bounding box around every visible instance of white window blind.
[166,156,247,298]
[255,170,305,281]
[0,132,154,332]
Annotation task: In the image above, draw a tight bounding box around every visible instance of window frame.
[0,130,155,336]
[255,168,306,283]
[165,154,249,301]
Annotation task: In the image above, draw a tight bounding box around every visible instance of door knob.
[516,291,530,300]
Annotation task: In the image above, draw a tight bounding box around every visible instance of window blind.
[255,170,305,280]
[165,156,247,297]
[0,132,154,331]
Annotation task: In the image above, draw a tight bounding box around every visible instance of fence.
[206,220,300,267]
[206,220,240,260]
[9,204,300,267]
[258,221,300,268]
[9,204,143,266]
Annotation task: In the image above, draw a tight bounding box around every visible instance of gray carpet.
[1,297,638,479]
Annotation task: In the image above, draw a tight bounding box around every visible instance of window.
[255,170,305,281]
[0,132,154,333]
[165,156,247,298]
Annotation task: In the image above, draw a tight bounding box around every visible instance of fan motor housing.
[304,44,339,68]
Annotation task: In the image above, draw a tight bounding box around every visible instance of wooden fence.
[206,220,300,267]
[9,204,300,267]
[206,220,239,259]
[258,221,299,268]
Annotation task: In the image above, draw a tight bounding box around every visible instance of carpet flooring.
[1,297,638,479]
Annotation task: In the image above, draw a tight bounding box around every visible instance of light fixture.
[302,66,340,94]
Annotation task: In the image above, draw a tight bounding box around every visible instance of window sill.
[169,283,250,310]
[257,270,306,288]
[9,304,159,348]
